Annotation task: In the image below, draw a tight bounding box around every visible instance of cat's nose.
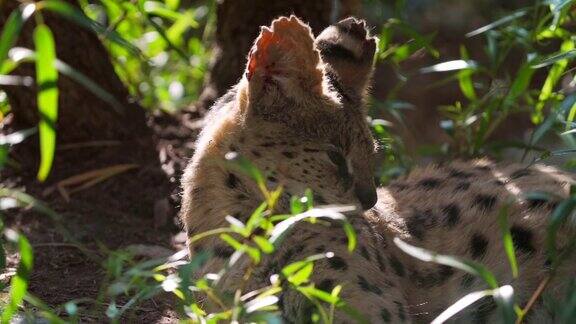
[355,185,377,210]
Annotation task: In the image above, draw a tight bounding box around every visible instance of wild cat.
[180,16,575,323]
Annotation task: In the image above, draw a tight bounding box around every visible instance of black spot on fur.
[455,182,471,191]
[314,194,328,204]
[471,297,497,324]
[510,168,531,179]
[327,256,348,271]
[213,245,234,258]
[438,265,455,282]
[260,142,275,147]
[493,179,505,186]
[470,233,489,259]
[376,252,387,272]
[303,148,321,153]
[226,173,239,189]
[357,275,383,295]
[418,178,441,189]
[527,197,547,209]
[314,245,326,253]
[389,255,406,277]
[406,209,437,241]
[449,169,474,179]
[360,246,371,261]
[442,204,461,228]
[461,273,475,290]
[380,308,392,322]
[282,151,296,158]
[317,41,358,61]
[410,265,455,288]
[510,225,536,254]
[317,279,335,292]
[236,193,249,200]
[473,194,497,211]
[394,301,407,322]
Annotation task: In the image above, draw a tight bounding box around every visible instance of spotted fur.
[180,16,576,323]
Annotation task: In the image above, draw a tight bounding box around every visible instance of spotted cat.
[180,16,575,323]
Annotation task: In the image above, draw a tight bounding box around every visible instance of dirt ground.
[1,109,203,322]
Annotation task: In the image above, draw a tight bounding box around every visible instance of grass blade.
[54,60,125,114]
[432,289,493,324]
[466,10,528,37]
[1,231,34,324]
[394,238,498,288]
[497,204,519,278]
[0,3,36,71]
[34,24,59,182]
[7,48,124,114]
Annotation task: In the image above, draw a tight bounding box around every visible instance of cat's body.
[180,16,575,323]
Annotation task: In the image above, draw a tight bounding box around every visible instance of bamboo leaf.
[394,238,498,288]
[1,231,34,324]
[6,48,124,114]
[0,3,36,71]
[497,204,518,278]
[466,10,528,37]
[34,24,59,182]
[432,289,493,324]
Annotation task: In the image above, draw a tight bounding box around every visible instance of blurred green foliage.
[80,0,214,111]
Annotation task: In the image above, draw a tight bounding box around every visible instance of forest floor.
[1,109,203,322]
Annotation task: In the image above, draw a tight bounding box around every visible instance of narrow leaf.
[0,3,36,71]
[1,232,34,324]
[34,24,59,182]
[466,10,528,37]
[394,238,498,288]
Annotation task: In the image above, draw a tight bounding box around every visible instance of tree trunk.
[195,0,361,112]
[0,0,148,143]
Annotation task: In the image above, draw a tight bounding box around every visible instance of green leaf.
[466,10,528,37]
[530,93,576,147]
[0,128,37,146]
[1,231,34,324]
[420,60,478,73]
[0,3,36,71]
[298,285,340,304]
[253,235,274,254]
[40,0,141,56]
[531,49,576,69]
[493,285,516,323]
[394,238,498,288]
[269,206,355,247]
[34,24,59,182]
[288,262,314,286]
[497,204,518,278]
[432,289,493,324]
[6,48,124,114]
[533,40,574,124]
[546,197,576,263]
[245,295,279,313]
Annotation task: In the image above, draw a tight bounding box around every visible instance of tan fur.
[180,16,576,323]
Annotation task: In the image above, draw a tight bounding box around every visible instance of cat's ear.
[315,17,378,102]
[244,16,325,104]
